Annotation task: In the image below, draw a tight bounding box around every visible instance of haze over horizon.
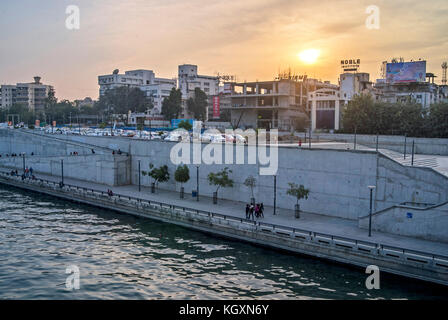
[1,0,447,100]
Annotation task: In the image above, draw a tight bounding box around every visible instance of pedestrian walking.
[259,202,264,218]
[245,204,250,219]
[249,204,255,220]
[255,204,260,218]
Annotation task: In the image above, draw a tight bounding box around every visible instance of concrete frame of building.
[222,79,309,131]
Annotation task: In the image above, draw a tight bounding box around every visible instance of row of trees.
[1,85,210,126]
[160,87,209,121]
[140,164,310,211]
[341,94,448,138]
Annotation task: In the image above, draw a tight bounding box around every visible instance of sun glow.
[298,49,320,64]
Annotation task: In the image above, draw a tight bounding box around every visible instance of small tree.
[244,175,256,203]
[174,165,190,198]
[287,183,309,218]
[148,163,170,190]
[208,167,234,204]
[178,120,192,131]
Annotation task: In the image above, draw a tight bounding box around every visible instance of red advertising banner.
[213,96,220,119]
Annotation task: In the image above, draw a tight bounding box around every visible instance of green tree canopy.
[341,93,429,137]
[148,163,170,186]
[286,183,310,205]
[178,120,192,131]
[208,167,234,193]
[96,86,153,116]
[161,88,182,121]
[174,165,190,185]
[187,88,208,121]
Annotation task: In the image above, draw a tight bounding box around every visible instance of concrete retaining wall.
[50,133,448,221]
[0,154,130,186]
[0,129,107,156]
[359,202,448,243]
[2,129,448,224]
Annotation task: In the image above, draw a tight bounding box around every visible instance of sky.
[1,0,447,101]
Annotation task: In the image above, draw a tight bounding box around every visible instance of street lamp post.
[273,175,277,215]
[61,159,64,186]
[196,166,199,202]
[404,134,407,160]
[368,185,376,237]
[138,160,141,192]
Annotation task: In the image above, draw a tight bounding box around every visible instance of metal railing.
[0,170,447,271]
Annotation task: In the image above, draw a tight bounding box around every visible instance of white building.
[178,64,219,118]
[98,69,176,115]
[308,73,375,131]
[0,77,53,113]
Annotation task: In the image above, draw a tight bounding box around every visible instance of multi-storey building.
[98,69,176,115]
[178,64,219,119]
[221,78,309,131]
[0,77,53,114]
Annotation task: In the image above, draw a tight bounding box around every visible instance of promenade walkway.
[4,169,447,257]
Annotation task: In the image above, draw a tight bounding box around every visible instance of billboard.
[212,96,220,119]
[171,118,193,129]
[386,61,426,84]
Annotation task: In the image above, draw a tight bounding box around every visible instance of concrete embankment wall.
[359,202,448,243]
[294,133,448,156]
[51,134,448,221]
[0,129,109,156]
[0,154,130,186]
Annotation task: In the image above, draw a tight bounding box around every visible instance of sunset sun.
[298,49,320,64]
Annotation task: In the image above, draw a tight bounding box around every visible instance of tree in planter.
[174,165,190,199]
[243,175,256,204]
[148,163,170,193]
[286,183,309,219]
[207,167,233,204]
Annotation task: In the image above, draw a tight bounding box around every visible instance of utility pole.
[61,159,64,186]
[196,166,199,202]
[368,186,376,237]
[273,175,277,215]
[138,160,141,192]
[404,134,407,159]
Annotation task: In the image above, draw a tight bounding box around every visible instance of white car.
[210,134,226,143]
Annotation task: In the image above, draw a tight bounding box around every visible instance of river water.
[0,185,446,300]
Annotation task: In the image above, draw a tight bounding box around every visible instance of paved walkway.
[3,170,447,257]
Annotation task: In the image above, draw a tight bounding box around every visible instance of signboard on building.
[341,59,361,72]
[223,83,233,94]
[386,61,426,84]
[212,96,220,119]
[35,120,40,127]
[171,118,193,129]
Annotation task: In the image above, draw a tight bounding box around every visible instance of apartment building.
[0,77,53,113]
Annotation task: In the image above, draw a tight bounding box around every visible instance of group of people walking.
[245,203,264,220]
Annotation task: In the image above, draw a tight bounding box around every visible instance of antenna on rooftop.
[442,62,447,85]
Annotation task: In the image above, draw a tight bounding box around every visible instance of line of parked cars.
[24,125,248,144]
